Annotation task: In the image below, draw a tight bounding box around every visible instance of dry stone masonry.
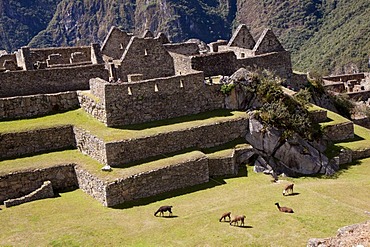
[0,24,360,207]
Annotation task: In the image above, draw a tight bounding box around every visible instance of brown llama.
[154,205,173,217]
[275,202,294,213]
[283,183,294,196]
[229,215,246,226]
[219,212,231,222]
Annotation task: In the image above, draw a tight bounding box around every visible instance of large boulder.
[224,68,262,110]
[246,111,337,176]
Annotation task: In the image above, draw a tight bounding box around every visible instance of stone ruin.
[0,24,348,207]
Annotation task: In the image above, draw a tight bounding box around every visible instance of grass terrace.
[0,159,369,246]
[0,109,248,142]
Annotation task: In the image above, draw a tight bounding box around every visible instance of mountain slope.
[1,0,369,75]
[0,0,61,52]
[29,0,236,48]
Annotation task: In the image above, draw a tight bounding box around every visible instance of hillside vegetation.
[1,0,369,74]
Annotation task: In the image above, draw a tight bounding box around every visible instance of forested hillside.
[0,0,369,75]
[0,0,61,52]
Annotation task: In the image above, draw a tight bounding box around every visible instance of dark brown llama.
[154,205,173,217]
[219,212,231,222]
[275,203,294,213]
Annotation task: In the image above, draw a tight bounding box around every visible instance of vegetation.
[250,73,321,140]
[1,0,369,73]
[0,158,369,246]
[0,0,61,52]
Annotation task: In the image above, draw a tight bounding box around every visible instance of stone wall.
[0,91,79,120]
[74,165,107,205]
[191,51,292,79]
[191,51,237,77]
[29,46,92,66]
[117,37,175,81]
[237,51,292,79]
[323,122,354,142]
[208,151,237,177]
[323,73,365,82]
[164,42,199,56]
[0,164,77,203]
[347,90,370,101]
[170,52,195,75]
[218,46,255,58]
[74,127,107,165]
[106,117,248,166]
[0,126,76,159]
[101,26,133,60]
[353,117,370,129]
[0,64,108,97]
[85,72,225,126]
[77,91,106,124]
[4,180,54,207]
[104,154,209,206]
[309,109,328,124]
[0,54,17,70]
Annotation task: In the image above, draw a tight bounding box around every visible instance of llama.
[154,205,173,217]
[219,212,231,222]
[283,183,294,196]
[275,202,294,213]
[229,215,246,226]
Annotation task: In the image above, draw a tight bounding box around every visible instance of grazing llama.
[219,212,231,222]
[154,206,173,217]
[229,215,246,226]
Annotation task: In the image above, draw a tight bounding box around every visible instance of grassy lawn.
[0,109,247,142]
[0,159,369,247]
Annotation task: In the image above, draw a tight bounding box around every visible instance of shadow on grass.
[112,139,248,170]
[156,215,179,219]
[114,109,234,130]
[336,134,365,143]
[284,192,300,197]
[111,178,227,210]
[0,147,76,162]
[111,166,249,210]
[0,108,79,123]
[230,225,253,229]
[301,160,362,179]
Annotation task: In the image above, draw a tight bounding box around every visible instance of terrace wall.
[105,155,209,206]
[4,180,54,207]
[74,165,107,205]
[106,117,248,166]
[0,126,76,160]
[0,64,108,97]
[74,127,107,165]
[323,122,354,142]
[0,91,79,120]
[208,151,238,176]
[0,164,77,203]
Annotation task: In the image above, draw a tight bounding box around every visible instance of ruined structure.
[0,24,295,206]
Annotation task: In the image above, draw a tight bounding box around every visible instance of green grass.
[0,109,247,142]
[0,160,369,246]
